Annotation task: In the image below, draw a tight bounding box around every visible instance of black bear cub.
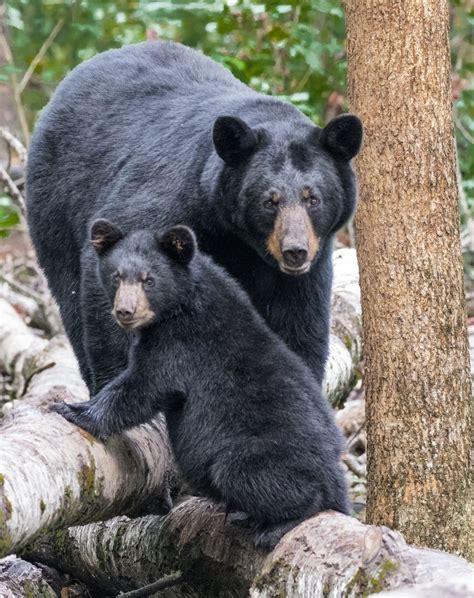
[52,219,349,549]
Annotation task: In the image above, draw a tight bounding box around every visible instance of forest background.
[1,0,473,300]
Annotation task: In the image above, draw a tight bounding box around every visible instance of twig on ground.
[0,164,26,216]
[117,571,184,598]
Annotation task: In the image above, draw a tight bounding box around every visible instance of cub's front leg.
[50,368,185,440]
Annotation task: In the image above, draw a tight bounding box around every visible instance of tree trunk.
[343,0,472,557]
[25,498,474,597]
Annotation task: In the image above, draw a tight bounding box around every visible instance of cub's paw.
[49,400,87,421]
[49,401,111,440]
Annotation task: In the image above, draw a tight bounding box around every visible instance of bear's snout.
[266,205,319,275]
[281,246,308,270]
[113,282,156,330]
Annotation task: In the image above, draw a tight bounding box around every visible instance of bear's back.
[34,41,251,149]
[51,41,248,104]
[27,42,258,240]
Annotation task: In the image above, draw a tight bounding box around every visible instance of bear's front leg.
[50,374,185,440]
[49,390,125,440]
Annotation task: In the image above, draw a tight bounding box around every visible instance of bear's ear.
[213,116,259,166]
[90,219,124,255]
[319,114,363,161]
[159,225,197,265]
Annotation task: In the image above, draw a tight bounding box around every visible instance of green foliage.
[4,0,474,209]
[6,0,348,126]
[451,1,474,212]
[0,196,20,238]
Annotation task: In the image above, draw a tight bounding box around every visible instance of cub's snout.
[113,281,155,330]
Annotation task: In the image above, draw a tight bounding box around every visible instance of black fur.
[51,225,349,550]
[26,41,362,392]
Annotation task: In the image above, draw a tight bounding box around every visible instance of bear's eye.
[308,196,320,207]
[144,277,155,288]
[111,272,121,286]
[263,199,277,210]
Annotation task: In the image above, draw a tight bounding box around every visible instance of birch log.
[0,555,87,598]
[0,556,57,597]
[26,498,474,597]
[325,247,362,405]
[0,299,177,557]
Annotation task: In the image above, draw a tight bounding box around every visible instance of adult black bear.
[27,41,362,392]
[52,221,349,549]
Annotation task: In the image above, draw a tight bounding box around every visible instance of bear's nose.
[116,307,134,321]
[282,247,308,268]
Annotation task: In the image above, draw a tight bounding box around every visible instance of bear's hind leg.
[211,451,316,550]
[254,518,306,550]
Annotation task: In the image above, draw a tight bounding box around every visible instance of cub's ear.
[213,116,259,166]
[91,219,124,255]
[159,225,197,265]
[319,114,363,161]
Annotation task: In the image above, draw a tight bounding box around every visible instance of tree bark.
[0,555,88,598]
[0,556,57,597]
[325,247,362,405]
[344,0,472,557]
[25,498,474,597]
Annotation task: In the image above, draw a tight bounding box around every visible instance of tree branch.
[17,19,64,95]
[0,164,26,217]
[0,127,27,164]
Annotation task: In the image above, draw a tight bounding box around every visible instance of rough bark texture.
[25,498,474,597]
[0,555,88,597]
[344,0,472,557]
[0,556,57,597]
[0,299,177,557]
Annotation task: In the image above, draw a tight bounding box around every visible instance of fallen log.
[25,497,474,597]
[0,555,88,597]
[0,248,362,558]
[325,247,362,405]
[0,556,57,597]
[0,299,177,557]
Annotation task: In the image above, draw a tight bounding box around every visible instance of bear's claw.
[49,401,110,440]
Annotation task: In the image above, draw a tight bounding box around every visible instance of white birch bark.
[0,299,177,557]
[26,498,474,597]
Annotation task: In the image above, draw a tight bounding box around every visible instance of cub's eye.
[144,277,155,288]
[111,272,120,286]
[309,196,320,207]
[263,199,276,209]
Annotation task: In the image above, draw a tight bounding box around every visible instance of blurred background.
[0,0,473,300]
